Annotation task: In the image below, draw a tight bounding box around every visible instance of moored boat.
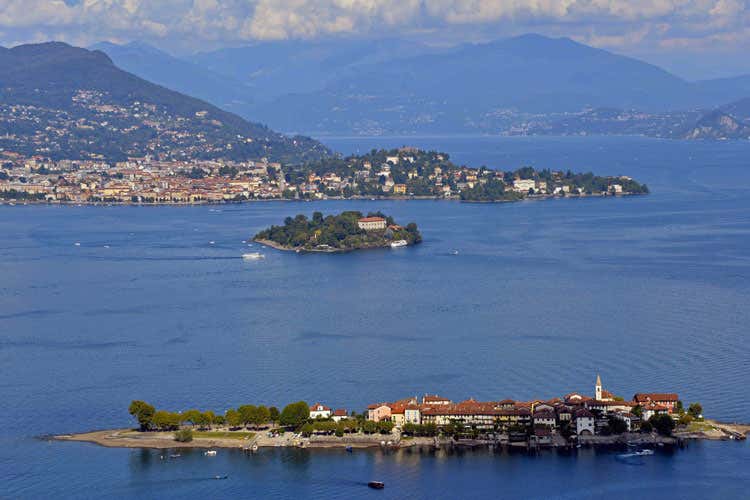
[368,481,385,489]
[390,240,408,248]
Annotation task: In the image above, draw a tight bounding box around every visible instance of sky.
[1,0,749,80]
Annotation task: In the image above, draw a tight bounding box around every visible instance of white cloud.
[0,0,747,56]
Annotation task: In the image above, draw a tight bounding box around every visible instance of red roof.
[633,393,679,403]
[333,409,348,416]
[358,216,386,223]
[310,403,331,411]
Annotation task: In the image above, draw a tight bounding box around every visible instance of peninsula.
[1,147,648,204]
[253,211,421,252]
[56,376,747,453]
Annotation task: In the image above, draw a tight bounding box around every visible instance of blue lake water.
[1,136,749,498]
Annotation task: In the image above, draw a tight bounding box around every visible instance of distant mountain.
[189,38,434,103]
[250,34,746,135]
[693,75,750,104]
[0,42,329,162]
[91,41,256,116]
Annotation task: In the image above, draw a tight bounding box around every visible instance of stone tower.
[595,374,602,401]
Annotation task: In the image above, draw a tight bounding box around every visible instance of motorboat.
[390,240,408,248]
[204,450,217,456]
[368,481,385,489]
[242,252,265,260]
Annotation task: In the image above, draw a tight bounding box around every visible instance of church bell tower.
[595,374,602,401]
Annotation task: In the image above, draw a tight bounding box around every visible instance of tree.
[280,401,310,428]
[238,405,257,427]
[675,400,685,415]
[269,406,280,423]
[181,409,202,426]
[300,423,314,437]
[606,416,627,435]
[226,409,242,428]
[362,421,378,434]
[688,403,703,420]
[649,414,676,436]
[128,400,155,431]
[152,411,181,431]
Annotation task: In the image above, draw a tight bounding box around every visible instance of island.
[55,375,747,454]
[253,211,422,252]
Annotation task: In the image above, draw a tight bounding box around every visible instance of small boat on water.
[214,475,228,480]
[242,252,265,260]
[169,453,181,458]
[368,481,385,490]
[635,449,654,456]
[390,240,408,248]
[204,450,217,456]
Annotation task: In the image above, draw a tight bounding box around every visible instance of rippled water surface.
[1,136,749,498]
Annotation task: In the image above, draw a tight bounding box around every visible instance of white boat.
[74,242,81,247]
[635,449,654,456]
[390,240,408,248]
[242,252,265,260]
[204,450,217,456]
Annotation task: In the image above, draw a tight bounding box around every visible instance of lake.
[1,136,749,498]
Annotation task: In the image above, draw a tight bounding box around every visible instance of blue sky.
[1,0,749,79]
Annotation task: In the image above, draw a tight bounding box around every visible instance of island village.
[57,376,748,452]
[0,147,647,204]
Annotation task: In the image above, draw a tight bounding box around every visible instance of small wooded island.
[254,211,422,252]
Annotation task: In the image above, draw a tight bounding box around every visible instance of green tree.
[181,409,201,426]
[675,400,685,415]
[300,423,314,437]
[269,406,280,423]
[238,405,257,427]
[649,414,676,436]
[226,409,242,428]
[280,401,310,428]
[687,403,703,420]
[128,400,155,431]
[152,411,181,431]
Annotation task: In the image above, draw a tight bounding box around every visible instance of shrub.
[174,429,193,442]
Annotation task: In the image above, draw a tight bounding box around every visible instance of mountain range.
[0,42,328,162]
[94,34,750,138]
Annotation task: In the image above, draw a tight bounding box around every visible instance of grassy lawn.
[192,431,256,440]
[686,421,714,432]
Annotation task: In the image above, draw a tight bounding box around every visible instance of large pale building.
[358,216,387,231]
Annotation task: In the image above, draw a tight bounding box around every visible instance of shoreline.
[53,420,749,452]
[0,192,643,207]
[253,238,408,254]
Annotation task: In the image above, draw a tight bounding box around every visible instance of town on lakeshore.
[0,147,648,204]
[57,376,748,452]
[254,211,422,252]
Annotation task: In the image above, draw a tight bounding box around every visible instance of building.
[367,403,392,422]
[633,393,679,413]
[357,216,387,231]
[422,394,452,405]
[309,403,332,419]
[513,179,536,193]
[332,409,349,422]
[575,409,595,435]
[393,184,407,195]
[405,404,421,425]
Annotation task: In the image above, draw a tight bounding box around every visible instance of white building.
[513,179,536,193]
[575,409,595,435]
[309,403,332,419]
